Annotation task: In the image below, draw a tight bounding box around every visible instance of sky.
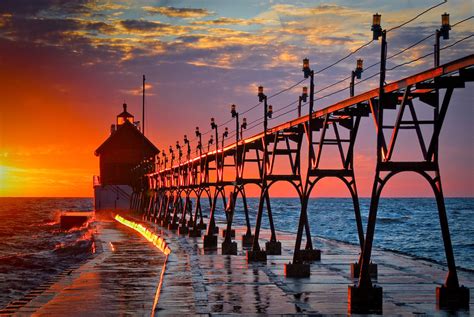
[0,0,472,197]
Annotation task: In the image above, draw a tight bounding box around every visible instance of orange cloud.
[120,83,155,96]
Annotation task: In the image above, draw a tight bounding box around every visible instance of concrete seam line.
[113,214,170,315]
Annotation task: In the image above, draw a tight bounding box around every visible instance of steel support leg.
[264,192,281,255]
[241,189,254,248]
[203,191,219,249]
[349,171,383,314]
[247,189,267,262]
[222,190,237,255]
[430,170,469,309]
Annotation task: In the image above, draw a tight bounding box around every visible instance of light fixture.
[440,13,450,39]
[355,59,364,79]
[302,58,311,78]
[302,86,308,102]
[372,13,382,40]
[258,86,265,102]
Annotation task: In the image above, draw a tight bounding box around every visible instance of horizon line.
[1,196,473,199]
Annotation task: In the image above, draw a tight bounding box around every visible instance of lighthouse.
[94,103,159,210]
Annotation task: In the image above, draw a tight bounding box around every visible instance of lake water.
[0,197,472,307]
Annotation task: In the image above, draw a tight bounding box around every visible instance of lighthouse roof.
[94,120,159,157]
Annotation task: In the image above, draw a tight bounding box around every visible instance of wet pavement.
[7,214,473,316]
[12,218,166,316]
[150,220,473,316]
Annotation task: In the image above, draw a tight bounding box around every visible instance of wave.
[378,215,411,223]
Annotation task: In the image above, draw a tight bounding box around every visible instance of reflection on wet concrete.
[16,220,165,316]
[14,216,474,315]
[154,221,474,315]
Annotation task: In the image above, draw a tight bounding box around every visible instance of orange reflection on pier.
[114,214,171,255]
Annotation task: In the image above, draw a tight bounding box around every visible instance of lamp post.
[350,59,364,97]
[176,141,182,164]
[208,135,214,152]
[195,127,202,156]
[155,155,160,171]
[155,150,161,172]
[169,145,174,167]
[221,127,229,178]
[184,135,191,160]
[211,118,218,153]
[371,12,387,163]
[222,127,228,149]
[231,104,239,143]
[302,58,315,115]
[162,152,167,169]
[298,86,308,117]
[435,13,451,67]
[258,86,273,134]
[348,14,388,312]
[302,58,315,167]
[240,117,247,140]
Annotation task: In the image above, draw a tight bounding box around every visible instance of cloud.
[117,19,197,38]
[120,83,155,96]
[191,17,264,26]
[268,3,365,18]
[268,51,299,68]
[177,28,276,50]
[85,2,127,12]
[0,0,90,16]
[0,15,119,47]
[143,6,212,18]
[120,19,168,31]
[188,52,239,69]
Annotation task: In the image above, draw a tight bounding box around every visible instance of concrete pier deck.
[6,217,166,316]
[5,214,473,316]
[152,221,473,315]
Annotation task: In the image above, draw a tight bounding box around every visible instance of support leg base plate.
[284,262,310,278]
[221,241,238,255]
[246,250,267,262]
[436,285,470,310]
[265,241,282,255]
[188,228,202,238]
[348,284,383,314]
[177,226,189,235]
[203,234,218,249]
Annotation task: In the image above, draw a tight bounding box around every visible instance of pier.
[4,215,473,315]
[129,29,474,314]
[2,216,166,316]
[3,11,473,317]
[1,1,473,315]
